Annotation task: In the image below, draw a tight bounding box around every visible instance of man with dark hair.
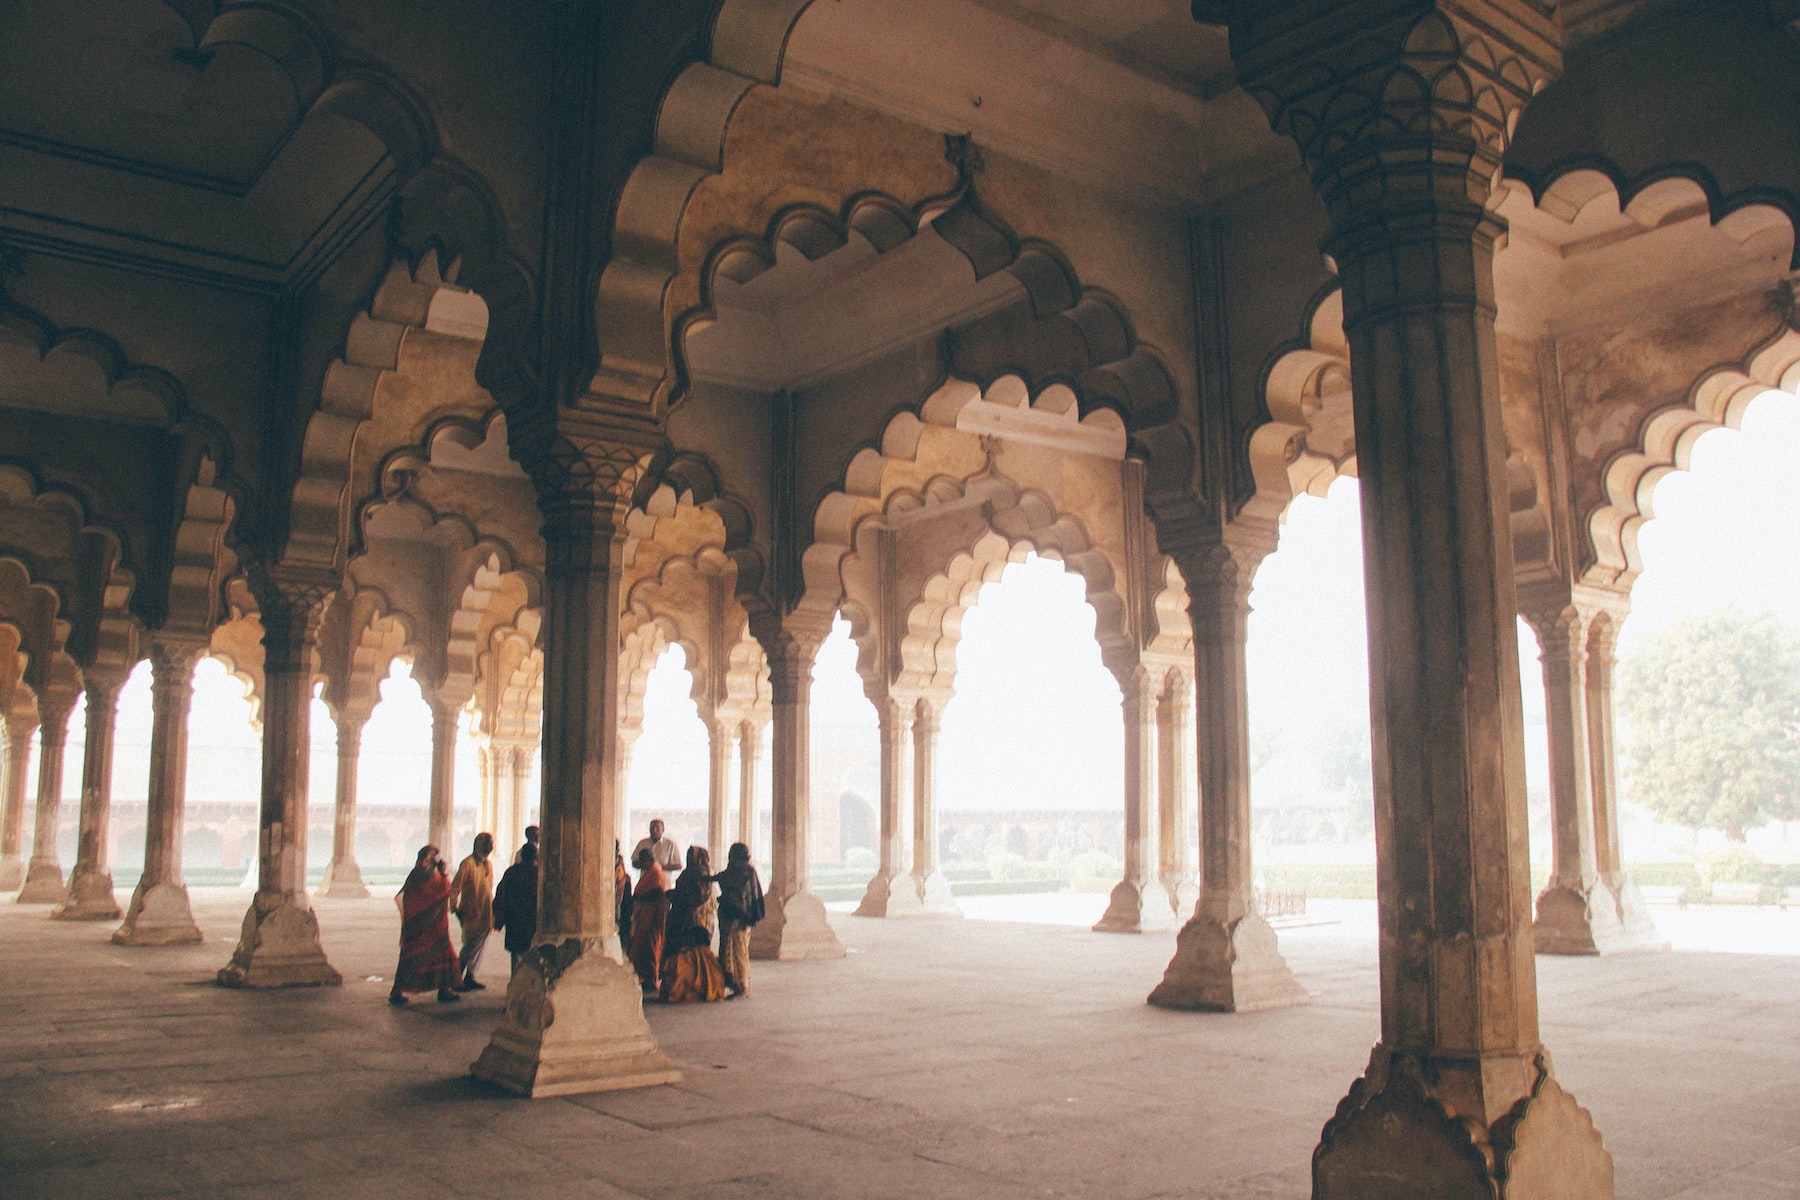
[449,832,495,991]
[492,842,538,972]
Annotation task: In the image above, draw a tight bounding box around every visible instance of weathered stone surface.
[113,880,203,946]
[471,938,679,1097]
[216,895,342,988]
[1150,912,1309,1012]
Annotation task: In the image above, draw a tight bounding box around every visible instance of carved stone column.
[115,637,209,943]
[18,685,76,902]
[427,696,459,855]
[475,738,495,843]
[1151,536,1302,1004]
[319,715,369,899]
[737,718,759,854]
[855,691,919,917]
[54,668,131,921]
[508,742,533,856]
[909,698,957,914]
[1156,668,1199,919]
[217,575,341,987]
[750,622,844,959]
[470,434,677,1096]
[1098,663,1176,932]
[707,718,732,860]
[1582,606,1662,952]
[1218,6,1613,1194]
[0,711,38,891]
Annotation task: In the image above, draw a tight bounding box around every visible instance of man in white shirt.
[631,819,683,874]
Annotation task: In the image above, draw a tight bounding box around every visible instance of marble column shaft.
[54,670,128,921]
[428,698,457,854]
[706,719,732,861]
[737,719,758,854]
[508,743,532,857]
[1150,542,1302,1005]
[320,716,369,898]
[216,579,340,987]
[750,626,844,959]
[470,471,677,1097]
[0,716,37,891]
[908,699,956,913]
[1097,665,1172,932]
[18,692,74,902]
[1156,675,1198,916]
[854,692,917,916]
[116,637,208,944]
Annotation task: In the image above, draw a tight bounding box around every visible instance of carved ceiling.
[0,1,393,294]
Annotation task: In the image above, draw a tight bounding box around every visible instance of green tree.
[1617,610,1800,841]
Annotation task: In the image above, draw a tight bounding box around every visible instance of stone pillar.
[1216,7,1614,1193]
[217,576,341,987]
[855,692,919,916]
[909,698,957,914]
[0,712,38,891]
[427,696,458,855]
[737,718,758,854]
[1097,664,1176,931]
[474,739,494,842]
[1151,538,1302,1002]
[1156,670,1199,919]
[750,623,844,959]
[707,718,732,860]
[18,689,76,902]
[54,668,130,921]
[319,715,369,899]
[115,637,208,944]
[508,743,533,856]
[470,444,677,1096]
[1582,610,1662,951]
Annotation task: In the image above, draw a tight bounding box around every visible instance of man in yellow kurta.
[449,832,495,991]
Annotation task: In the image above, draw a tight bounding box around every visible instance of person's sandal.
[388,993,407,1006]
[437,989,461,1003]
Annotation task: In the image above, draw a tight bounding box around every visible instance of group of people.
[387,826,541,1005]
[384,817,765,1008]
[619,819,765,1003]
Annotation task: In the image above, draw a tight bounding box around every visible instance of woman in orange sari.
[660,846,726,1003]
[628,847,670,993]
[388,845,461,1005]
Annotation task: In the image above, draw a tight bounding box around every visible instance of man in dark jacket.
[492,843,538,971]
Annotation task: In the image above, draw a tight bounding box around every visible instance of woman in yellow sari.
[660,845,726,1003]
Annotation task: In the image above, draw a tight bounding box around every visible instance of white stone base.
[16,860,64,904]
[1534,877,1667,956]
[0,853,23,891]
[51,868,120,920]
[113,880,202,945]
[1148,912,1308,1011]
[471,939,680,1097]
[1093,878,1181,933]
[853,869,917,917]
[854,870,962,918]
[750,889,846,959]
[216,893,342,988]
[320,858,371,900]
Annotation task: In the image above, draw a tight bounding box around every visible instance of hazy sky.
[70,391,1800,829]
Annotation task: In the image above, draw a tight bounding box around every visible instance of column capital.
[147,634,210,689]
[755,618,830,704]
[1222,1,1560,237]
[509,406,661,534]
[251,567,336,670]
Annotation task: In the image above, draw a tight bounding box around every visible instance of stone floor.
[2,891,1797,1200]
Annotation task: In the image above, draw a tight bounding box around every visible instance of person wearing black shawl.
[660,845,726,1002]
[712,842,764,998]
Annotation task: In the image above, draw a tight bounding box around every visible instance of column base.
[51,868,120,920]
[320,858,370,900]
[1162,871,1199,921]
[113,880,203,946]
[471,938,681,1098]
[16,859,64,903]
[1094,878,1180,933]
[910,869,961,916]
[750,889,845,959]
[1533,876,1667,956]
[0,853,23,891]
[216,893,342,988]
[1148,911,1307,1011]
[1314,1047,1614,1200]
[853,869,918,917]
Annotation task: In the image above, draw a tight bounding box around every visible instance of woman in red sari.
[628,847,670,993]
[388,845,461,1005]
